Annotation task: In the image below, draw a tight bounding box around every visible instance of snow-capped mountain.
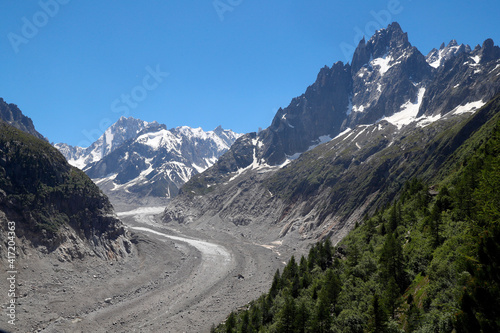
[187,22,500,172]
[55,117,241,203]
[65,120,241,201]
[55,117,154,169]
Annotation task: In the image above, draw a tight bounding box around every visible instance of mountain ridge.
[163,22,500,247]
[0,116,131,261]
[55,117,242,207]
[0,98,46,141]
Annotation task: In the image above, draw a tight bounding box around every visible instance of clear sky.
[1,0,499,147]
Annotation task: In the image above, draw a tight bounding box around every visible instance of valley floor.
[2,207,285,333]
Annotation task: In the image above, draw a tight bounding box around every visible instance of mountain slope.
[174,23,500,188]
[213,100,500,331]
[0,98,46,141]
[0,118,131,261]
[163,23,500,247]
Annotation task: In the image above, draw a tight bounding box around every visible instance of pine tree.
[379,232,406,291]
[249,302,262,330]
[322,268,341,311]
[312,291,332,333]
[295,300,310,333]
[276,295,297,333]
[347,243,360,267]
[308,245,318,270]
[389,201,399,232]
[240,310,251,333]
[262,294,273,325]
[282,256,298,284]
[382,277,400,319]
[269,269,281,300]
[367,294,387,332]
[429,204,442,248]
[225,312,236,333]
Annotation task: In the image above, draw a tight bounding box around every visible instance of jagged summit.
[162,23,500,251]
[54,117,242,202]
[171,22,500,202]
[426,40,471,68]
[54,116,153,169]
[351,22,410,74]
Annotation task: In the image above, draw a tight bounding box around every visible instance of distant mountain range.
[54,117,241,205]
[162,22,500,242]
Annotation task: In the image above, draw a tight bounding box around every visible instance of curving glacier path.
[42,206,282,333]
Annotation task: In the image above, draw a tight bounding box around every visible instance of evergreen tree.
[276,295,297,333]
[367,294,387,333]
[429,204,442,248]
[389,201,399,232]
[295,300,310,333]
[249,303,262,331]
[269,269,281,300]
[308,245,318,270]
[282,256,298,284]
[322,268,341,311]
[240,310,251,333]
[379,232,405,291]
[382,277,400,319]
[347,243,360,267]
[262,294,274,325]
[225,312,236,333]
[312,290,332,333]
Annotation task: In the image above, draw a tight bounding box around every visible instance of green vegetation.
[212,105,500,332]
[264,94,500,229]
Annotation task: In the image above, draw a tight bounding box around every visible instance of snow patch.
[352,104,365,113]
[117,206,166,216]
[451,100,486,115]
[371,55,393,75]
[381,87,426,129]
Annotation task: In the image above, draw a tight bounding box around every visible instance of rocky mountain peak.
[213,125,224,134]
[477,38,500,64]
[0,98,46,141]
[351,22,410,73]
[426,39,470,69]
[176,22,500,208]
[55,116,153,169]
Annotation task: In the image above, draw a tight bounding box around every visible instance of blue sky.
[1,0,499,146]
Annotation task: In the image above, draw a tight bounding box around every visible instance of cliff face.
[163,23,500,245]
[0,120,131,261]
